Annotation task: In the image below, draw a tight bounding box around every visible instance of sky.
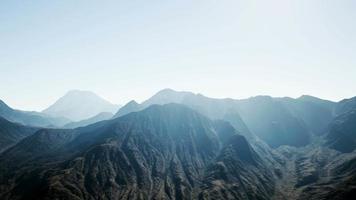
[1,0,356,111]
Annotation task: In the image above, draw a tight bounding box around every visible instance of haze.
[1,0,356,111]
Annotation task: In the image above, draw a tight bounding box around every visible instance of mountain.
[113,89,194,118]
[141,88,193,105]
[297,95,336,111]
[325,109,356,153]
[63,112,113,128]
[115,89,333,148]
[2,90,356,200]
[278,96,336,135]
[114,100,141,117]
[115,89,238,121]
[291,147,356,200]
[335,96,356,116]
[114,89,254,140]
[0,117,39,152]
[43,90,120,121]
[0,104,274,200]
[235,96,311,148]
[0,99,70,127]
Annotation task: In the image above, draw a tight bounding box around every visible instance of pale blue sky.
[1,0,356,111]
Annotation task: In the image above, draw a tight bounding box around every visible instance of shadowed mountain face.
[291,146,356,200]
[43,90,120,121]
[0,100,70,127]
[199,134,273,200]
[236,96,311,148]
[325,109,356,153]
[335,96,356,116]
[0,104,274,200]
[279,96,335,135]
[0,117,39,152]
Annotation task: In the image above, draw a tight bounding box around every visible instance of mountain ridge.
[0,103,274,200]
[0,99,70,127]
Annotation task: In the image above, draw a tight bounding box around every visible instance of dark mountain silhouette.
[294,147,356,200]
[0,117,39,152]
[0,104,274,200]
[43,90,120,121]
[325,109,356,153]
[0,99,70,127]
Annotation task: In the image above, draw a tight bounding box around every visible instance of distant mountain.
[235,96,311,148]
[275,95,336,135]
[335,96,356,116]
[0,117,39,152]
[114,100,140,117]
[0,104,274,200]
[43,90,120,121]
[278,96,336,135]
[114,89,254,140]
[298,95,336,111]
[115,89,335,148]
[0,99,70,127]
[113,89,195,118]
[63,112,113,128]
[325,109,356,153]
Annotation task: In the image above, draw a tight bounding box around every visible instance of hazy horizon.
[0,88,350,112]
[1,0,356,111]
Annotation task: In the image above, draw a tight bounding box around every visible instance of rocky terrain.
[0,104,275,200]
[1,89,356,200]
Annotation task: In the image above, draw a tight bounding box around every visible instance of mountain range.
[0,99,70,127]
[1,88,356,200]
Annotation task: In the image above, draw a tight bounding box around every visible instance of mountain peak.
[64,90,98,97]
[155,88,177,94]
[0,100,12,113]
[142,88,194,106]
[126,100,139,105]
[43,90,120,121]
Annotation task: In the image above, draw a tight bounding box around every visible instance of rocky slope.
[0,117,39,152]
[0,104,275,200]
[325,109,356,153]
[1,90,356,200]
